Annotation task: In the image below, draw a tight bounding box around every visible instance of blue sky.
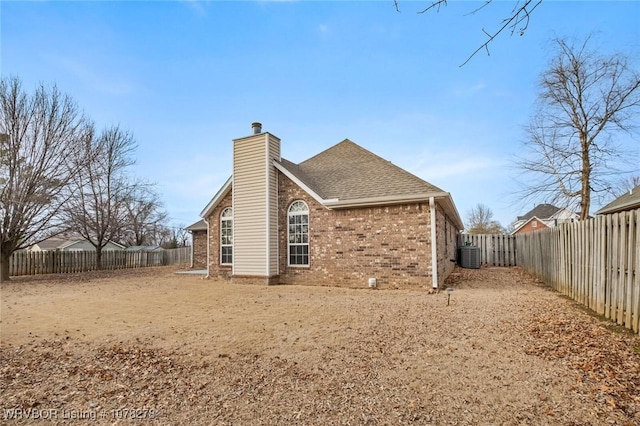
[2,1,639,229]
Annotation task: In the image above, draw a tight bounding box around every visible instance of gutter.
[324,192,451,209]
[189,233,194,268]
[204,218,210,279]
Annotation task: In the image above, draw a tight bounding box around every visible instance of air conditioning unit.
[459,246,481,269]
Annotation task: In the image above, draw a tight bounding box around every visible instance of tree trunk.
[95,247,103,270]
[580,139,591,220]
[0,252,11,282]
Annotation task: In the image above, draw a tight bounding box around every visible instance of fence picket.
[625,212,634,329]
[457,234,517,267]
[8,246,191,278]
[517,208,639,334]
[634,209,640,333]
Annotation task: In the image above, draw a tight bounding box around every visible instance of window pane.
[221,246,232,264]
[221,211,233,265]
[288,201,309,266]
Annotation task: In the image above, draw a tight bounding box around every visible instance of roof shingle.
[596,185,640,215]
[283,139,443,201]
[517,204,561,221]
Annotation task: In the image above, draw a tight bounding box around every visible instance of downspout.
[429,197,438,289]
[189,231,194,268]
[204,218,210,279]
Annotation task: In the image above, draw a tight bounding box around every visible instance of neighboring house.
[510,204,580,235]
[29,237,125,252]
[125,245,165,266]
[125,245,165,252]
[185,219,207,269]
[595,185,640,215]
[196,122,463,289]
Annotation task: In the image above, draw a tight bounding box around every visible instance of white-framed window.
[531,220,537,228]
[220,207,233,265]
[288,200,309,266]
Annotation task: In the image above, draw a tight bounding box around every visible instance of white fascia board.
[434,193,464,231]
[59,240,78,250]
[272,161,333,205]
[324,192,450,209]
[596,200,640,215]
[200,176,233,218]
[110,241,126,249]
[325,191,464,230]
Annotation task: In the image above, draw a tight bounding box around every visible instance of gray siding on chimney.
[232,132,280,277]
[268,134,280,275]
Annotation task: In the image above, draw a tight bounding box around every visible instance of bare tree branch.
[516,35,640,219]
[459,0,543,66]
[120,182,168,247]
[396,0,543,66]
[466,203,506,234]
[0,76,90,281]
[64,124,137,269]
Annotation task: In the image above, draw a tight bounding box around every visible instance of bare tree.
[0,77,89,282]
[466,203,505,234]
[612,176,640,198]
[146,223,172,248]
[161,225,190,249]
[65,125,136,269]
[174,225,191,247]
[394,0,543,65]
[121,182,168,247]
[517,36,640,220]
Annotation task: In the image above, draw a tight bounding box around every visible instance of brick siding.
[204,172,459,288]
[277,174,434,288]
[514,219,549,235]
[436,204,458,281]
[191,230,207,269]
[206,191,233,279]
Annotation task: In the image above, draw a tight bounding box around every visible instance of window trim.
[287,200,309,267]
[220,207,233,266]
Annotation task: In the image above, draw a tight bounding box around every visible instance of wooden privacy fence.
[516,209,640,334]
[457,233,517,267]
[8,247,191,277]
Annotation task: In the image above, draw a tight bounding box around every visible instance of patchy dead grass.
[1,266,638,425]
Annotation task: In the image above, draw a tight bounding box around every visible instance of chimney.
[232,124,280,281]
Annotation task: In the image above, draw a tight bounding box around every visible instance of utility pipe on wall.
[204,218,210,279]
[429,197,438,289]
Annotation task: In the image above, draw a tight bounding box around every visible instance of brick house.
[193,123,463,289]
[510,204,580,235]
[185,219,207,269]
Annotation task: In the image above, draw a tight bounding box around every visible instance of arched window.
[288,201,309,266]
[220,207,233,265]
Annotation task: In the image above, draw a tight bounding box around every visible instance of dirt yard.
[1,266,639,425]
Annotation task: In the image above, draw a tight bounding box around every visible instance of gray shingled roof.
[282,139,444,201]
[201,137,463,230]
[278,157,328,199]
[35,238,69,250]
[517,204,561,221]
[596,185,640,215]
[185,219,208,231]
